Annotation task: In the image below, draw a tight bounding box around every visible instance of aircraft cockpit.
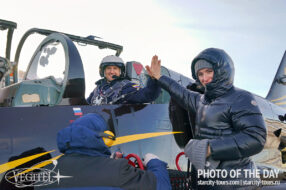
[0,19,197,188]
[0,28,124,107]
[0,25,184,107]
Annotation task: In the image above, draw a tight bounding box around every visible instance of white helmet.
[99,55,125,77]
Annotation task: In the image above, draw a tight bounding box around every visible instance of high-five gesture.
[145,55,161,80]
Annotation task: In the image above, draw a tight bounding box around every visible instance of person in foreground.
[40,113,171,190]
[87,55,160,105]
[146,48,266,190]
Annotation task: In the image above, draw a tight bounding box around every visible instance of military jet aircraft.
[0,18,286,188]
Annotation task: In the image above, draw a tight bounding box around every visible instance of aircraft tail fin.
[266,51,286,108]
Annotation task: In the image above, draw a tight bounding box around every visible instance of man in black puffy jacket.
[146,48,266,189]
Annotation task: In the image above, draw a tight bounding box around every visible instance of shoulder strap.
[109,80,140,104]
[104,80,130,97]
[90,85,107,105]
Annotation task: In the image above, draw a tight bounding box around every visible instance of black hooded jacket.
[158,48,266,169]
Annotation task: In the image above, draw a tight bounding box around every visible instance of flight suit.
[87,77,161,105]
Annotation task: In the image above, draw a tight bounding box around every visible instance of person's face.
[104,65,121,82]
[197,68,214,87]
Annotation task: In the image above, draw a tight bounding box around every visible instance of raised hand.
[145,55,161,80]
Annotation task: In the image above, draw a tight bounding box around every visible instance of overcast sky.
[1,0,286,97]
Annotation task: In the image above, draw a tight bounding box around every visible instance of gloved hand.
[184,139,208,170]
[184,139,220,170]
[143,153,159,166]
[110,151,124,159]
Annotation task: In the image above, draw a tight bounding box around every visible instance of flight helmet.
[99,55,125,78]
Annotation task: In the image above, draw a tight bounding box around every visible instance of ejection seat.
[0,33,86,107]
[0,57,11,82]
[125,61,170,104]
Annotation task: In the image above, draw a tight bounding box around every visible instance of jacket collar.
[95,77,125,86]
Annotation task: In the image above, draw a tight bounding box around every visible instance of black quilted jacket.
[158,48,266,170]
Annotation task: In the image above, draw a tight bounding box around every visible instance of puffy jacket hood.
[57,113,111,157]
[191,48,235,101]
